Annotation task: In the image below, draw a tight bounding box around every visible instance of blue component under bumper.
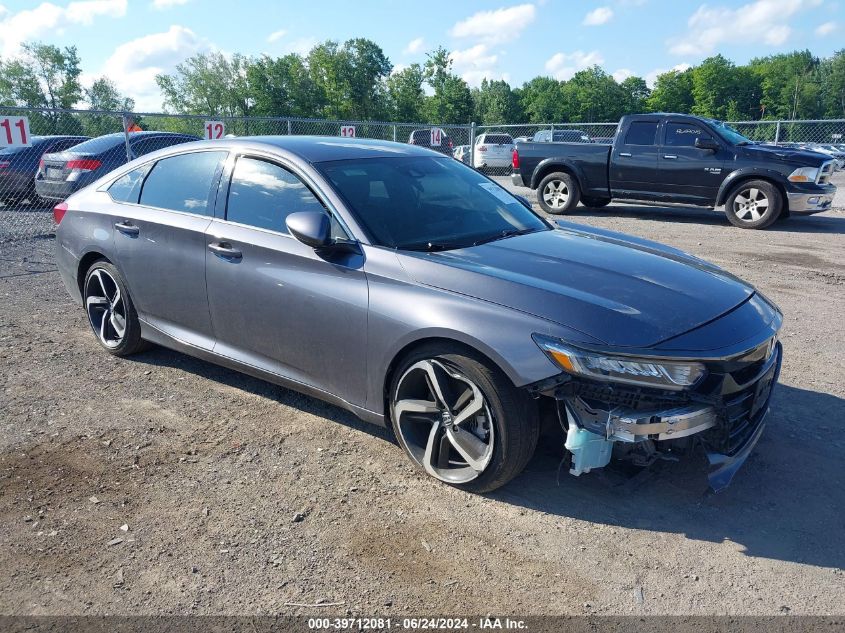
[706,412,767,492]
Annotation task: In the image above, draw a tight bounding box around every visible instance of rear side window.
[132,136,194,157]
[139,151,226,215]
[108,164,152,204]
[226,157,326,233]
[665,123,713,147]
[624,121,658,146]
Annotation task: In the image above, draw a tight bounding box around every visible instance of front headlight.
[787,166,819,182]
[533,334,706,390]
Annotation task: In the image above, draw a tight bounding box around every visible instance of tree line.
[2,40,844,133]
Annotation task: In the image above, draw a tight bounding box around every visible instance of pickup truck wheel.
[580,196,611,208]
[725,180,782,229]
[538,172,580,214]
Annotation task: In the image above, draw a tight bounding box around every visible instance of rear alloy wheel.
[390,345,539,493]
[83,261,148,356]
[538,172,580,214]
[725,180,782,229]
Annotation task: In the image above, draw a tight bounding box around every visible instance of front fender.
[716,167,790,206]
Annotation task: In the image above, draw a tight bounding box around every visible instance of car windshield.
[708,119,753,145]
[318,156,549,251]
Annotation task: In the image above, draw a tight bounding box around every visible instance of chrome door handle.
[208,241,242,260]
[619,152,632,157]
[663,154,678,159]
[114,221,139,236]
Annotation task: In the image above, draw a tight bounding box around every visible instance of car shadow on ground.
[128,346,843,570]
[572,204,845,234]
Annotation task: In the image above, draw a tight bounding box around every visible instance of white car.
[473,133,514,169]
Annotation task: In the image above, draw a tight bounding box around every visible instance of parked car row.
[0,131,200,207]
[778,142,845,170]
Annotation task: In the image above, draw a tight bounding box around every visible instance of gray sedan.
[54,137,782,493]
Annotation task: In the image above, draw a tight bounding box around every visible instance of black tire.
[389,343,540,494]
[580,196,611,208]
[83,261,149,357]
[537,171,580,214]
[725,179,782,229]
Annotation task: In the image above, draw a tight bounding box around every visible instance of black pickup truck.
[511,113,837,229]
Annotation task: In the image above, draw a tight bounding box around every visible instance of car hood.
[397,225,755,348]
[741,144,831,166]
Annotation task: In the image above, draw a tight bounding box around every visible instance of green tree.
[619,76,650,113]
[83,77,135,136]
[472,78,524,124]
[647,69,694,113]
[750,51,822,120]
[422,47,473,124]
[156,52,253,117]
[518,77,565,122]
[387,64,425,122]
[0,42,83,132]
[690,55,761,120]
[247,53,322,118]
[560,66,627,122]
[819,50,845,118]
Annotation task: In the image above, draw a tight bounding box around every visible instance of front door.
[112,150,226,349]
[658,120,728,204]
[204,154,369,407]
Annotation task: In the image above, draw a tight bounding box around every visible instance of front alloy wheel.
[389,345,540,493]
[393,359,495,484]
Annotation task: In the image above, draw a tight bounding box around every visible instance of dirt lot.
[1,184,844,617]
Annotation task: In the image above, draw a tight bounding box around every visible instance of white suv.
[473,133,514,169]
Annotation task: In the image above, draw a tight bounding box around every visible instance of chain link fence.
[1,105,843,243]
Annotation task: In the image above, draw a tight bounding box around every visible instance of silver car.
[54,137,782,493]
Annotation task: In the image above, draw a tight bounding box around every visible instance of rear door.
[204,153,369,406]
[658,120,728,204]
[609,119,661,198]
[112,149,227,349]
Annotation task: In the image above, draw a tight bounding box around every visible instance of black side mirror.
[695,138,720,152]
[286,211,332,249]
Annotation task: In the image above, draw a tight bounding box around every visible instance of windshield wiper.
[472,227,539,246]
[398,240,468,252]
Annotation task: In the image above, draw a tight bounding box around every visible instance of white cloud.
[0,0,127,57]
[152,0,189,8]
[815,21,837,36]
[583,6,613,26]
[449,44,508,87]
[267,29,287,43]
[450,3,536,43]
[96,25,211,111]
[404,37,425,55]
[668,0,811,57]
[281,36,317,56]
[544,50,604,80]
[391,63,409,76]
[645,62,691,88]
[612,68,633,82]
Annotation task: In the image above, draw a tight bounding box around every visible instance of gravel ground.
[0,178,844,617]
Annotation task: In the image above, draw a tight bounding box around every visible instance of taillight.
[0,161,9,169]
[512,148,520,170]
[448,139,453,149]
[39,159,44,170]
[66,159,102,171]
[53,202,68,224]
[478,145,488,152]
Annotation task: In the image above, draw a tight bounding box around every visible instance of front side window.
[318,156,549,251]
[226,157,327,233]
[139,151,225,215]
[108,164,152,203]
[624,121,659,146]
[665,123,713,147]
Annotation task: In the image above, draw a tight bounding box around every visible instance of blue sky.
[0,0,841,110]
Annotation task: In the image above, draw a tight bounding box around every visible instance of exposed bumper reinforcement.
[705,408,768,493]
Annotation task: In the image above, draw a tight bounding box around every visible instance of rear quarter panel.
[519,142,611,197]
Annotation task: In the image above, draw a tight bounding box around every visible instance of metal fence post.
[774,121,781,144]
[287,119,292,135]
[121,112,132,162]
[469,122,477,168]
[393,124,397,142]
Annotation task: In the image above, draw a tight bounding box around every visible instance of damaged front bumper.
[535,341,782,493]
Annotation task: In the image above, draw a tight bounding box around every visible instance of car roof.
[230,135,438,162]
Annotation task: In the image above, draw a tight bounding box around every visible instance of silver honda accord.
[53,137,782,493]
